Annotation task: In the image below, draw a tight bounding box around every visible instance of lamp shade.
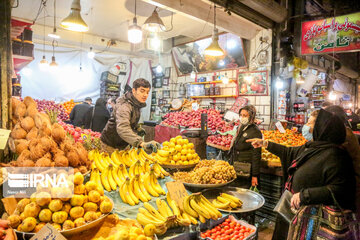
[128,17,143,44]
[49,56,58,68]
[204,30,224,57]
[60,0,88,32]
[143,9,165,32]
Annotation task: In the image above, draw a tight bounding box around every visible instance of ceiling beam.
[209,0,274,29]
[237,0,287,23]
[142,0,264,40]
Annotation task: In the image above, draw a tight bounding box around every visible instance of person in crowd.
[228,105,262,188]
[83,98,110,133]
[355,108,360,116]
[321,101,332,109]
[247,109,356,239]
[107,97,116,113]
[326,105,360,218]
[301,110,319,141]
[345,108,360,130]
[69,97,92,127]
[101,78,160,154]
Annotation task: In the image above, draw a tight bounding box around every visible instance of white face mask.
[240,117,249,125]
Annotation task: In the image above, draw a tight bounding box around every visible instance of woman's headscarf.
[239,105,256,124]
[285,109,346,191]
[325,105,351,129]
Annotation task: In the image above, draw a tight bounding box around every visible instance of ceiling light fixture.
[143,7,165,32]
[39,2,48,70]
[60,0,89,32]
[48,0,60,39]
[128,0,143,44]
[49,40,58,69]
[88,47,95,59]
[204,5,224,57]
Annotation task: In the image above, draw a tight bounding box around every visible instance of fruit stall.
[0,96,266,240]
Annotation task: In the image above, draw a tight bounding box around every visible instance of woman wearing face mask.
[302,110,319,141]
[228,105,262,188]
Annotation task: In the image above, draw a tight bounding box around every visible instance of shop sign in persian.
[237,70,268,96]
[301,12,360,55]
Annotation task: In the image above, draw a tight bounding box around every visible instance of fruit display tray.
[160,163,197,170]
[206,141,230,151]
[180,178,236,189]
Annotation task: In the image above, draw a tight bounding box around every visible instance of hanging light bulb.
[190,70,196,79]
[48,0,60,38]
[88,47,95,59]
[39,55,49,70]
[143,7,165,32]
[204,5,224,57]
[60,0,89,32]
[49,56,58,68]
[128,0,142,44]
[156,64,163,74]
[222,74,229,84]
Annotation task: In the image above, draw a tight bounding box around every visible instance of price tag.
[0,129,11,150]
[192,102,199,111]
[166,181,189,212]
[30,224,66,240]
[275,121,286,133]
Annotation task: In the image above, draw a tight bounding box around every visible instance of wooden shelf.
[190,95,237,99]
[190,80,236,85]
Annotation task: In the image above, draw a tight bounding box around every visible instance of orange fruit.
[181,149,188,155]
[175,145,182,152]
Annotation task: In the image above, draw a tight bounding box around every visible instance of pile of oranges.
[62,99,78,115]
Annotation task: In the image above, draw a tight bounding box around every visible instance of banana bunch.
[89,168,104,191]
[142,168,166,197]
[112,148,155,167]
[153,149,175,164]
[152,161,170,178]
[90,163,130,192]
[136,196,192,236]
[212,193,243,210]
[183,194,222,223]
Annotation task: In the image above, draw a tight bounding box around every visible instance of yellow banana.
[176,217,191,227]
[143,202,166,222]
[157,149,170,158]
[119,181,128,204]
[190,196,211,219]
[212,199,231,209]
[129,161,137,179]
[132,175,148,202]
[140,148,154,162]
[150,171,165,195]
[143,173,159,197]
[221,193,243,205]
[136,213,166,228]
[142,159,150,173]
[138,207,163,222]
[118,164,129,179]
[156,199,173,218]
[90,168,97,182]
[168,199,180,216]
[116,165,126,183]
[112,166,123,187]
[217,196,238,208]
[121,152,133,167]
[100,168,112,192]
[94,168,102,187]
[111,150,122,165]
[199,215,206,223]
[107,166,117,191]
[182,212,198,225]
[197,198,218,220]
[137,175,152,201]
[91,161,96,170]
[125,177,139,205]
[200,195,222,218]
[154,154,168,163]
[95,156,106,172]
[155,162,170,176]
[183,195,198,218]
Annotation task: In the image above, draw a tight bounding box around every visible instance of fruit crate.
[206,141,230,151]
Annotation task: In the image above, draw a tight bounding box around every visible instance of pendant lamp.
[48,0,60,38]
[128,0,143,44]
[49,40,58,69]
[143,7,165,32]
[60,0,89,32]
[204,5,224,57]
[39,3,48,70]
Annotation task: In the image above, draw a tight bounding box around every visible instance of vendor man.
[101,78,160,154]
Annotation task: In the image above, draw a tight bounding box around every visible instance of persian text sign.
[301,12,360,55]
